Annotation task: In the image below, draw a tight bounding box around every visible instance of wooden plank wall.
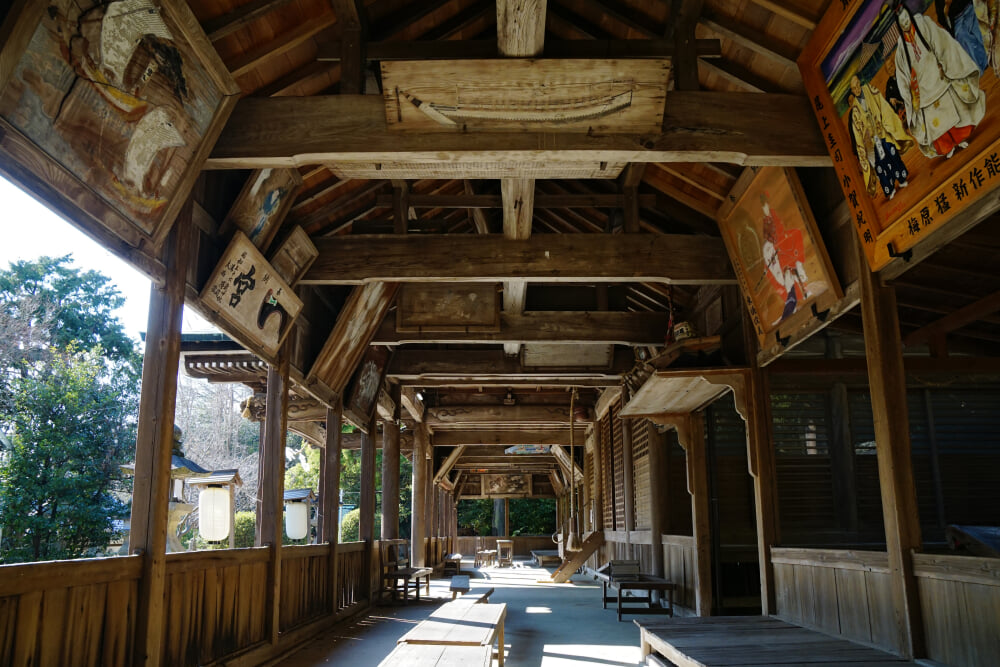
[160,548,269,665]
[279,544,331,632]
[455,536,557,557]
[914,553,1000,667]
[632,419,651,531]
[662,535,696,612]
[771,548,899,654]
[335,542,366,612]
[0,555,142,666]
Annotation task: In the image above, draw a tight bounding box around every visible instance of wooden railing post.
[381,387,401,540]
[359,417,376,603]
[261,350,289,644]
[130,204,191,667]
[621,385,636,558]
[323,402,343,612]
[646,426,668,584]
[412,423,428,567]
[859,253,925,659]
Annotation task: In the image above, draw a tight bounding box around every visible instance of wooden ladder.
[548,531,605,583]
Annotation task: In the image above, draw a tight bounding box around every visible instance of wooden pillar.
[130,207,190,667]
[646,426,668,583]
[621,387,636,557]
[493,498,505,537]
[859,255,925,658]
[380,411,400,540]
[411,424,428,567]
[323,403,343,612]
[359,418,376,603]
[260,352,289,644]
[592,428,605,532]
[504,498,510,537]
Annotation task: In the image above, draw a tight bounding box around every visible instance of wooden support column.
[359,417,376,603]
[261,351,289,644]
[411,423,429,566]
[323,403,343,612]
[380,389,401,540]
[392,180,409,235]
[130,206,191,667]
[859,253,925,659]
[621,387,637,557]
[646,425,668,584]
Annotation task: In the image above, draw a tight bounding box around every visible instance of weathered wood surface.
[913,553,1000,667]
[378,643,492,667]
[307,282,399,396]
[431,428,587,446]
[223,169,303,252]
[279,546,331,632]
[636,617,920,667]
[388,349,633,383]
[661,535,697,612]
[301,235,734,285]
[622,370,747,418]
[521,343,613,368]
[206,94,829,169]
[396,284,500,332]
[428,405,590,426]
[772,548,897,653]
[269,226,317,286]
[373,193,659,209]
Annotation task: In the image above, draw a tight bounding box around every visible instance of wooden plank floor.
[637,617,918,666]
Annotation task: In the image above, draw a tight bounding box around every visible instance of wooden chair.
[496,539,514,567]
[474,537,496,568]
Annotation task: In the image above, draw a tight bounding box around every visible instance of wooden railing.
[0,555,142,666]
[454,535,556,558]
[661,535,696,611]
[913,552,1000,667]
[336,542,366,613]
[280,544,331,632]
[771,547,897,653]
[161,547,270,665]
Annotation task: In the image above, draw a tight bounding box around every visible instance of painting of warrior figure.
[801,0,1000,269]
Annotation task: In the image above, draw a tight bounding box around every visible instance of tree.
[0,257,141,563]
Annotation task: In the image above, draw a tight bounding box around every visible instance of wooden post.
[380,401,400,540]
[323,403,343,612]
[359,418,376,603]
[592,427,605,532]
[504,498,510,537]
[621,387,636,557]
[411,423,428,567]
[130,205,190,667]
[858,252,925,658]
[260,352,289,644]
[229,481,236,550]
[646,425,668,585]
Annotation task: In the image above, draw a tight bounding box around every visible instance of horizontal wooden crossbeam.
[373,193,657,209]
[301,235,734,285]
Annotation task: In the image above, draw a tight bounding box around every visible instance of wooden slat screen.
[706,393,756,548]
[584,448,595,530]
[633,419,651,530]
[600,409,615,530]
[611,398,625,530]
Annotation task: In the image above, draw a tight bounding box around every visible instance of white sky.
[0,175,218,340]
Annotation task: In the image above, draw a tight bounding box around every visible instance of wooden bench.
[530,549,561,566]
[449,574,470,599]
[399,601,507,667]
[636,617,922,667]
[382,566,432,604]
[596,560,675,621]
[378,643,491,667]
[443,552,462,575]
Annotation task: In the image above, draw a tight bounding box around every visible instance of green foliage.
[458,499,494,536]
[284,443,321,494]
[234,511,255,548]
[341,508,360,542]
[0,257,141,563]
[509,498,556,536]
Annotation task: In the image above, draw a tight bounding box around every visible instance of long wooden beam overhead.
[373,193,658,209]
[206,94,829,169]
[372,311,670,346]
[301,235,734,285]
[431,429,587,446]
[315,38,723,61]
[427,404,591,427]
[387,349,632,382]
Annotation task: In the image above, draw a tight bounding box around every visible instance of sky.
[0,175,218,341]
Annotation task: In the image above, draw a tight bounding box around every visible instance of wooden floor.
[637,616,919,666]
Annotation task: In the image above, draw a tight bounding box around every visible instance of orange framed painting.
[799,0,1000,271]
[717,167,843,348]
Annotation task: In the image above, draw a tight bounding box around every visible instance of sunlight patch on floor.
[541,643,641,667]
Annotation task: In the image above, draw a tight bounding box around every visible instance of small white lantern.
[199,485,230,541]
[285,500,309,540]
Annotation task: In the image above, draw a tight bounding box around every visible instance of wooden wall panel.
[632,419,651,531]
[662,535,696,612]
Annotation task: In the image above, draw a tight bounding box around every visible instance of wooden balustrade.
[771,547,897,653]
[335,542,366,613]
[161,547,270,665]
[913,552,1000,667]
[0,555,142,666]
[280,544,332,632]
[454,535,557,557]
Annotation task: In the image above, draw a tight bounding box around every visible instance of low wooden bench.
[382,566,432,604]
[596,560,675,621]
[449,574,470,599]
[636,617,922,667]
[378,642,491,667]
[399,601,507,667]
[530,549,561,566]
[443,552,462,575]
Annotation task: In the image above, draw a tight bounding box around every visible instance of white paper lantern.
[285,501,309,540]
[199,486,230,541]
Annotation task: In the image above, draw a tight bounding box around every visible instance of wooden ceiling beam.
[253,61,340,98]
[749,0,818,30]
[301,234,734,284]
[700,58,783,94]
[698,8,798,71]
[372,311,669,345]
[373,193,657,209]
[422,0,495,41]
[226,14,338,77]
[202,0,298,41]
[432,429,587,446]
[208,94,829,168]
[371,0,453,42]
[387,349,632,382]
[903,290,1000,348]
[670,0,703,91]
[573,0,661,38]
[465,181,492,234]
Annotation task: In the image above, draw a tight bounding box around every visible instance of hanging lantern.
[198,485,230,542]
[285,500,309,540]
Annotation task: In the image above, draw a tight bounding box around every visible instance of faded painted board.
[522,343,612,368]
[482,474,531,497]
[346,345,391,422]
[223,168,303,252]
[397,283,500,333]
[269,226,317,286]
[199,231,303,357]
[0,0,239,250]
[834,567,873,645]
[327,160,627,180]
[382,60,669,133]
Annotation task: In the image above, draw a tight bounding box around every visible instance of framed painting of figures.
[800,0,1000,272]
[223,169,304,252]
[717,167,843,348]
[0,0,239,256]
[346,345,392,422]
